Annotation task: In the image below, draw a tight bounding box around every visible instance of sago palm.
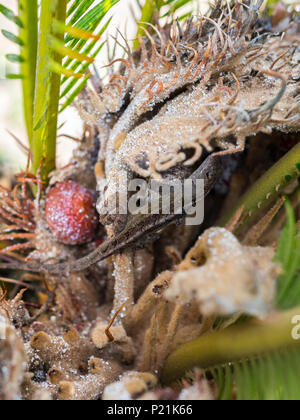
[0,0,299,401]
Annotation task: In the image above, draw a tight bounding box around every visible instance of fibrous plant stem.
[18,0,38,148]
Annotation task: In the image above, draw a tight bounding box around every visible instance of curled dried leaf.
[165,228,281,316]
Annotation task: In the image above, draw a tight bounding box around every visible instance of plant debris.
[0,0,299,400]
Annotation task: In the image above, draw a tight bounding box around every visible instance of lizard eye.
[205,170,214,180]
[136,153,149,170]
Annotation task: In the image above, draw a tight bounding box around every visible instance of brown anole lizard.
[0,153,222,274]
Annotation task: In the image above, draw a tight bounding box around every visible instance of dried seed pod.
[102,371,157,400]
[45,180,99,245]
[80,1,300,226]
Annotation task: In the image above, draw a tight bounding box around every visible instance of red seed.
[45,180,99,245]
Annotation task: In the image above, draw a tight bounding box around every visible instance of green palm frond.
[32,0,67,181]
[33,0,119,180]
[58,0,119,111]
[1,0,119,181]
[161,0,194,18]
[0,1,38,146]
[220,142,300,229]
[209,283,300,401]
[18,0,38,147]
[210,347,300,401]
